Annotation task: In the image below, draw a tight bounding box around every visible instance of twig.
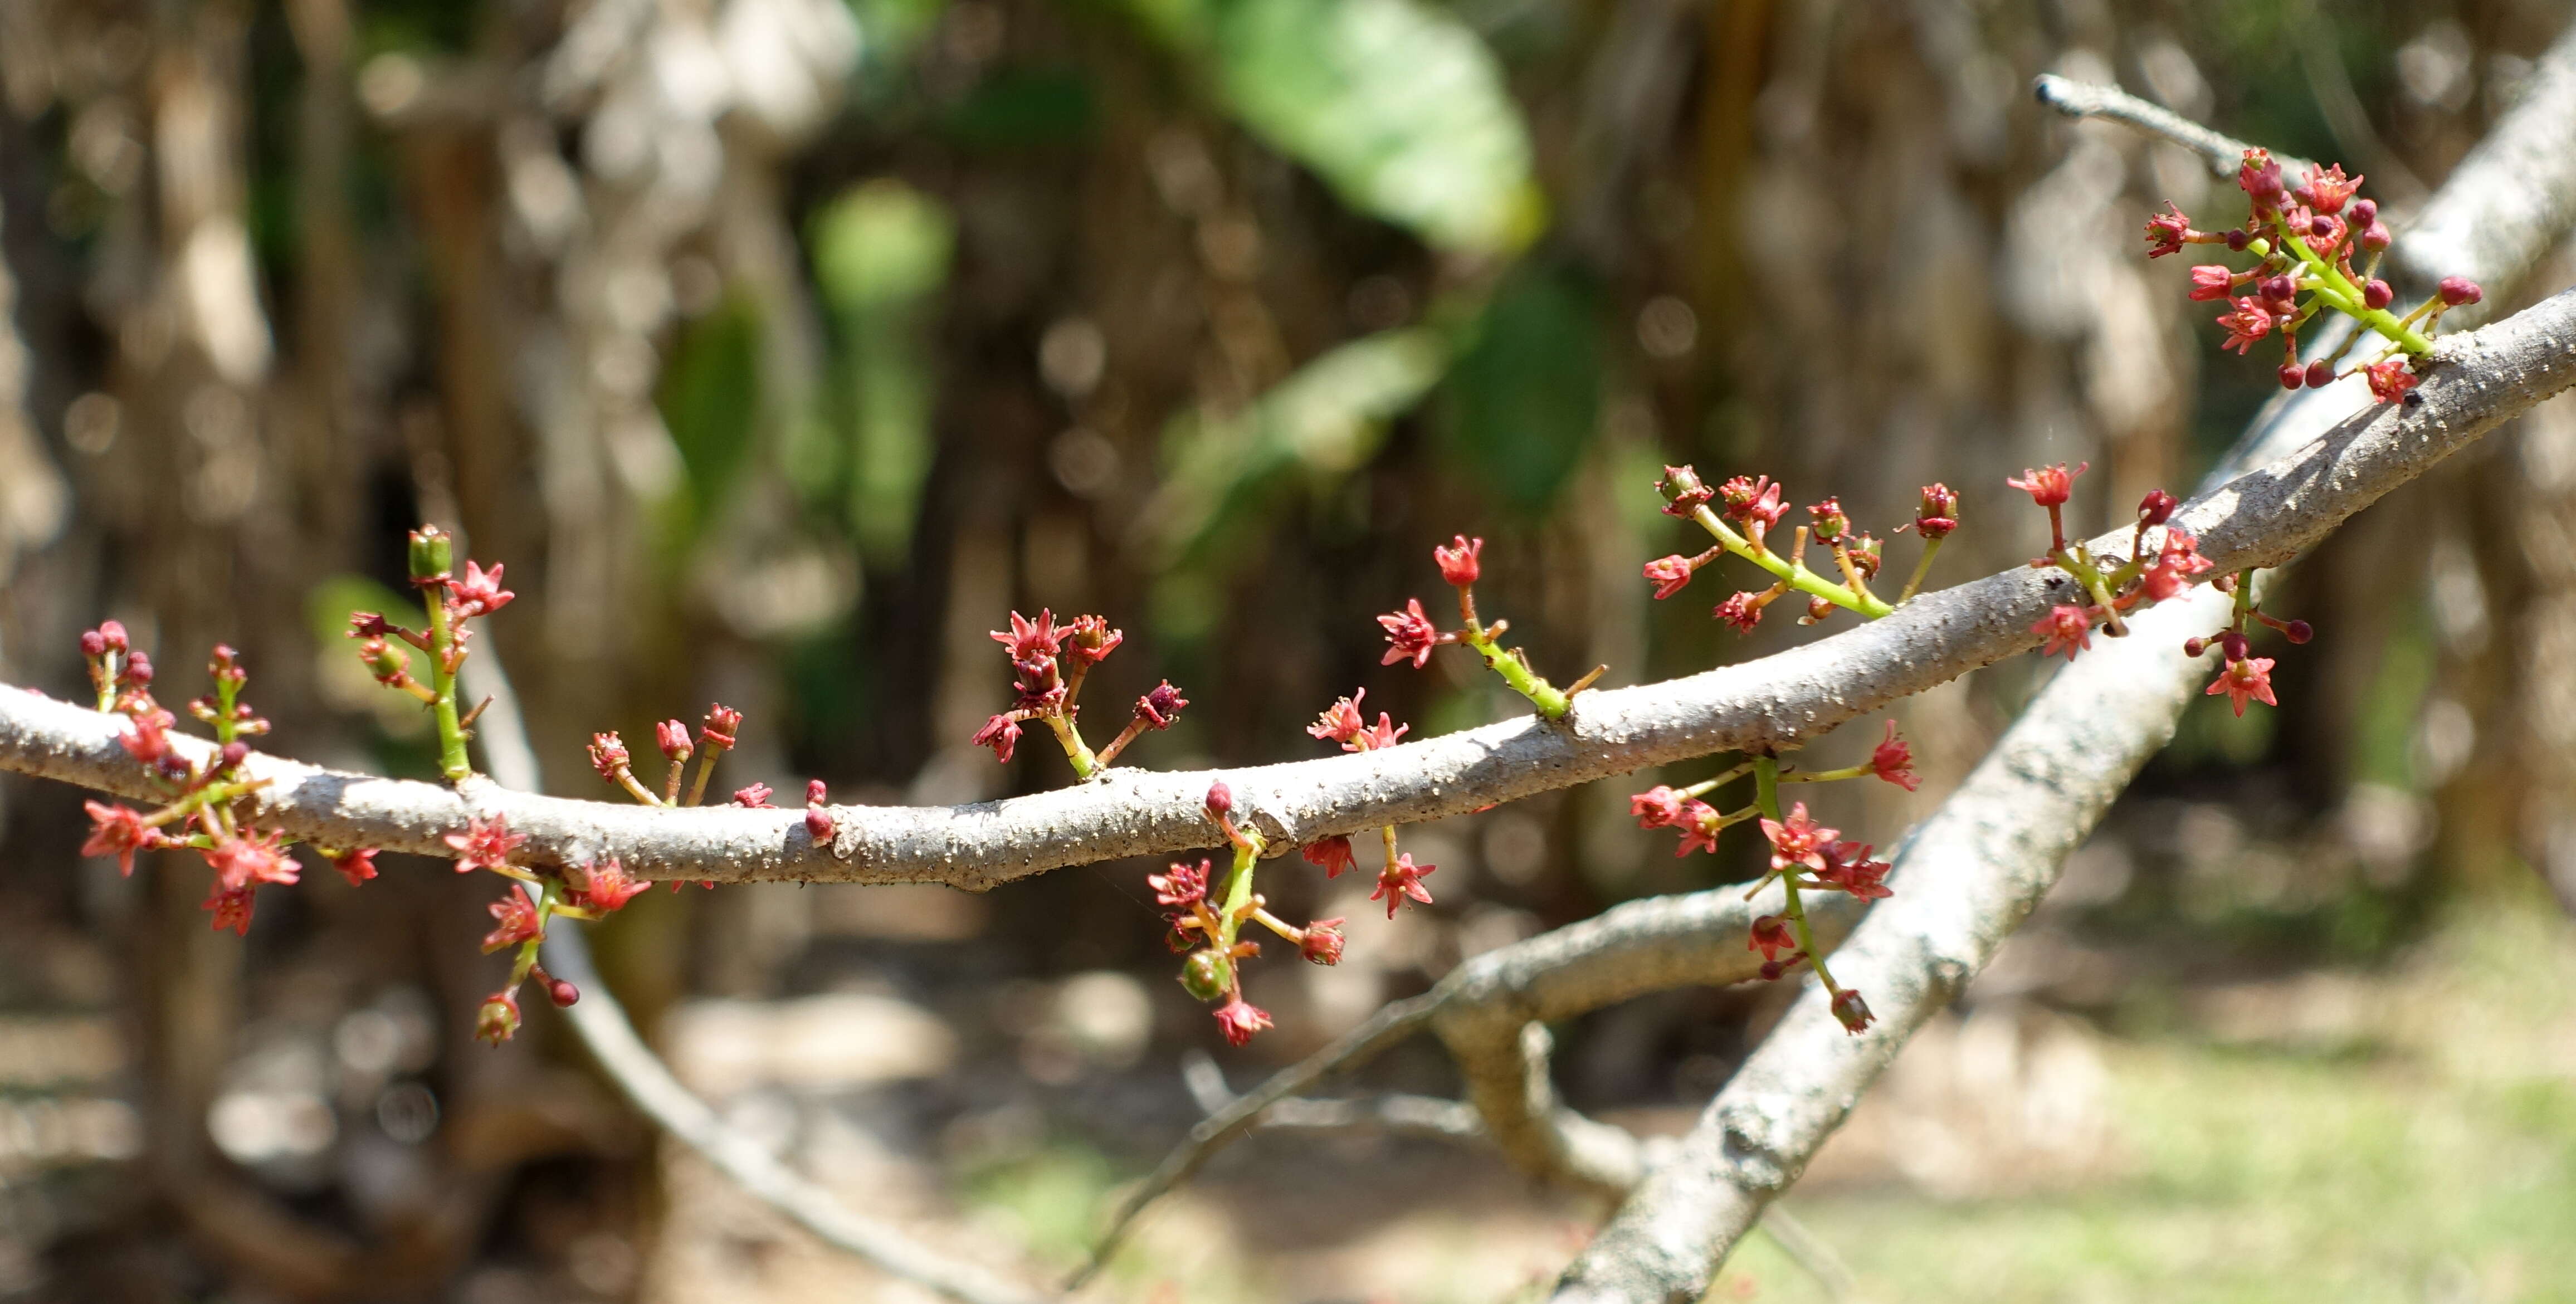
[13,296,2576,890]
[2032,73,2314,179]
[1179,1050,1485,1139]
[454,656,1053,1304]
[1545,40,2576,1304]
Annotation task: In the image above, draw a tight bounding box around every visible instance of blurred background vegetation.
[3,0,2576,1298]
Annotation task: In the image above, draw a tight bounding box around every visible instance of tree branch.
[12,289,2576,888]
[2032,72,2312,179]
[1540,47,2576,1304]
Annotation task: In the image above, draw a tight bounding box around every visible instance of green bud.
[1179,950,1231,1002]
[408,525,453,583]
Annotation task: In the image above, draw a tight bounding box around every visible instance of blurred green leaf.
[1149,325,1452,570]
[1138,0,1544,255]
[941,69,1096,149]
[1438,261,1601,514]
[809,180,957,566]
[658,295,764,530]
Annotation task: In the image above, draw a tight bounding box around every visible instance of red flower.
[971,713,1021,763]
[2034,605,2094,661]
[1214,997,1273,1047]
[1149,858,1210,907]
[1642,554,1696,599]
[1748,914,1797,962]
[1674,801,1725,856]
[444,814,527,874]
[1911,483,1959,540]
[1657,465,1714,516]
[476,990,522,1046]
[1433,535,1483,586]
[1302,836,1358,878]
[732,783,775,808]
[2143,202,2194,257]
[1062,614,1123,666]
[2216,297,2273,354]
[573,859,650,913]
[1378,598,1442,669]
[1629,785,1689,829]
[1135,681,1188,729]
[81,801,159,877]
[1300,919,1346,965]
[1831,988,1875,1034]
[1870,720,1919,792]
[2296,163,2363,214]
[2237,149,2285,208]
[1813,841,1893,899]
[1719,476,1789,531]
[2137,489,2179,526]
[2187,264,2236,301]
[445,560,514,618]
[700,703,743,750]
[1371,853,1436,918]
[2140,527,2216,602]
[990,609,1062,663]
[2295,207,2346,257]
[206,831,298,892]
[1309,691,1368,745]
[328,847,379,887]
[204,884,258,936]
[482,885,547,953]
[654,719,693,762]
[2006,462,2085,508]
[2207,655,2278,716]
[1714,592,1764,634]
[2364,358,2419,404]
[1760,803,1838,875]
[588,731,631,783]
[117,709,175,766]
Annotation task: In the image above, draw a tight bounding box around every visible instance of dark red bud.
[2137,490,2178,526]
[2219,631,2251,662]
[2262,275,2297,302]
[1204,780,1233,818]
[2224,229,2250,251]
[2184,637,2209,657]
[547,978,580,1007]
[2305,359,2334,389]
[2438,276,2483,307]
[2309,214,2335,239]
[125,651,152,686]
[2348,198,2377,228]
[219,741,248,769]
[80,631,106,657]
[2285,619,2314,644]
[2363,279,2394,310]
[2278,364,2306,390]
[2361,222,2392,252]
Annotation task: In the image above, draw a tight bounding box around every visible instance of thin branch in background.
[455,655,1055,1304]
[2032,72,2313,179]
[2296,8,2429,211]
[1540,44,2576,1303]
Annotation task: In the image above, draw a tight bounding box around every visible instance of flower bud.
[2362,279,2393,310]
[2284,619,2314,644]
[96,620,129,652]
[219,741,248,770]
[2184,637,2209,657]
[2278,363,2306,390]
[2305,359,2334,389]
[2438,276,2483,307]
[655,719,692,762]
[804,779,835,841]
[1180,950,1231,1002]
[1204,780,1233,819]
[546,977,581,1008]
[2348,198,2377,228]
[1433,535,1483,586]
[407,525,453,584]
[2223,228,2250,251]
[2261,274,2296,303]
[2219,630,2251,662]
[1805,595,1834,622]
[124,651,152,686]
[80,629,106,657]
[2137,490,2179,527]
[2361,221,2392,252]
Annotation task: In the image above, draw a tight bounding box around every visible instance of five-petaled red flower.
[1813,841,1893,899]
[2364,357,2419,403]
[2296,163,2363,214]
[573,859,650,913]
[205,885,257,936]
[1642,554,1695,599]
[991,609,1061,663]
[1870,720,1919,792]
[1372,853,1436,918]
[2034,604,2094,661]
[1629,786,1689,829]
[482,885,547,953]
[971,714,1022,763]
[1214,997,1273,1046]
[1748,915,1798,962]
[1149,858,1210,907]
[2006,462,2086,508]
[1378,598,1442,668]
[2207,655,2278,716]
[1434,535,1482,587]
[2187,265,2236,301]
[1302,836,1357,878]
[328,847,379,887]
[446,560,514,618]
[2140,527,2216,602]
[1760,803,1837,875]
[444,814,527,874]
[1309,691,1368,745]
[81,802,159,877]
[1674,802,1725,856]
[206,831,299,892]
[2143,202,2194,257]
[2216,297,2274,354]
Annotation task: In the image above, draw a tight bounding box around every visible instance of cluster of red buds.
[1629,727,1914,1035]
[1643,467,1958,632]
[2146,150,2481,402]
[2008,463,2309,712]
[347,525,513,783]
[1378,536,1605,718]
[1153,782,1354,1045]
[971,610,1187,778]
